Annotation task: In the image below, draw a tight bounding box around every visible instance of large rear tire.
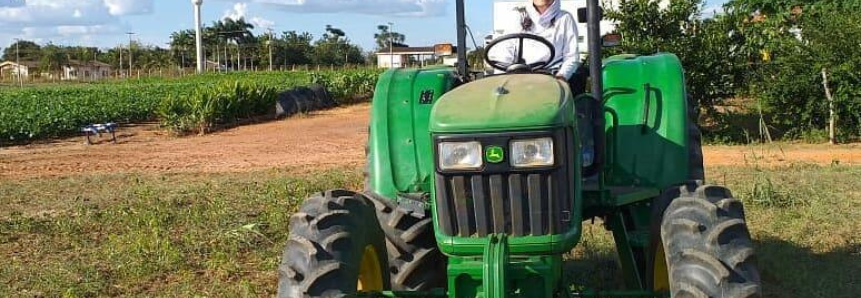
[653,184,762,298]
[368,195,447,291]
[277,190,390,298]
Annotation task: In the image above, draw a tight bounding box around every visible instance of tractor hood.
[430,74,572,133]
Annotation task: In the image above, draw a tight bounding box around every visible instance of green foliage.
[2,40,41,61]
[157,81,278,134]
[745,4,861,139]
[309,69,382,104]
[747,177,797,207]
[0,70,380,144]
[0,84,172,143]
[609,0,860,141]
[605,0,747,118]
[374,24,407,50]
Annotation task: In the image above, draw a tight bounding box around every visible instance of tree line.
[167,19,369,69]
[1,18,407,76]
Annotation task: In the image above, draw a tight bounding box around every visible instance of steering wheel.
[484,33,556,73]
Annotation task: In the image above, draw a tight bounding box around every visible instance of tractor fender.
[602,53,693,190]
[367,66,457,202]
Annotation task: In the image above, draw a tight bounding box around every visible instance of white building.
[492,0,623,54]
[0,61,38,80]
[376,46,440,68]
[62,60,113,80]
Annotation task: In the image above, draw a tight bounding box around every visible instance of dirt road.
[1,103,858,179]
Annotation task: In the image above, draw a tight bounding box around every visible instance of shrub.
[309,69,380,104]
[157,81,278,134]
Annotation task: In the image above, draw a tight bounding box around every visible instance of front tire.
[368,195,447,291]
[277,190,390,298]
[656,184,761,298]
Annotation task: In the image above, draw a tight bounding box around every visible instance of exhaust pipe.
[455,0,468,78]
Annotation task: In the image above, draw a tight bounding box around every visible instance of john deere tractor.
[278,0,761,297]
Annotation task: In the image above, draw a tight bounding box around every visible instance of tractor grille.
[435,171,571,237]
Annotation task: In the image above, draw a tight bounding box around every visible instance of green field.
[1,162,858,297]
[0,70,379,143]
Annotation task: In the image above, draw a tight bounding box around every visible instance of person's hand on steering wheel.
[485,33,556,73]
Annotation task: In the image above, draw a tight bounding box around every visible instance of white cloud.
[254,0,447,17]
[250,16,275,29]
[104,0,154,15]
[0,0,115,27]
[0,0,152,46]
[223,2,248,20]
[223,2,275,29]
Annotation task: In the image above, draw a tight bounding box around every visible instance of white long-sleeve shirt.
[491,10,581,79]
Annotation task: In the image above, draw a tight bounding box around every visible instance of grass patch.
[0,168,361,297]
[570,164,860,297]
[1,164,859,297]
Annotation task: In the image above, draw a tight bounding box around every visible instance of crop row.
[0,70,380,144]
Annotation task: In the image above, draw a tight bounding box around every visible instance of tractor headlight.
[438,141,483,170]
[511,137,554,167]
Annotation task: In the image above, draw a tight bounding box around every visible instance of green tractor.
[278,0,761,297]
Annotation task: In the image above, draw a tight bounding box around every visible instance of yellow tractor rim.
[653,244,670,292]
[357,245,384,292]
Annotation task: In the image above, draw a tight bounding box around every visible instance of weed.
[747,177,798,207]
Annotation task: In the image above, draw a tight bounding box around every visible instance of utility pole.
[268,28,274,71]
[388,22,395,69]
[119,43,123,77]
[215,43,220,72]
[126,32,135,76]
[14,38,22,87]
[192,0,204,73]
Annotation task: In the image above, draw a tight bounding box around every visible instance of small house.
[62,60,113,80]
[377,46,438,68]
[0,61,39,80]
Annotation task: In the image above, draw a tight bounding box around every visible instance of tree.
[606,0,747,119]
[281,31,315,66]
[208,18,256,70]
[727,0,861,139]
[39,44,68,78]
[169,29,196,68]
[374,25,406,50]
[3,40,42,61]
[325,25,345,38]
[313,25,364,65]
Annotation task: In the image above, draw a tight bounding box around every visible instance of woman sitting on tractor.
[493,0,588,94]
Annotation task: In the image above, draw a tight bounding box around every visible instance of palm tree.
[224,18,255,70]
[169,30,195,68]
[207,19,255,70]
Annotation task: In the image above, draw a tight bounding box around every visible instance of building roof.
[377,46,437,55]
[65,60,112,68]
[0,61,40,68]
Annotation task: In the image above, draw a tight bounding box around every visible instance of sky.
[0,0,728,53]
